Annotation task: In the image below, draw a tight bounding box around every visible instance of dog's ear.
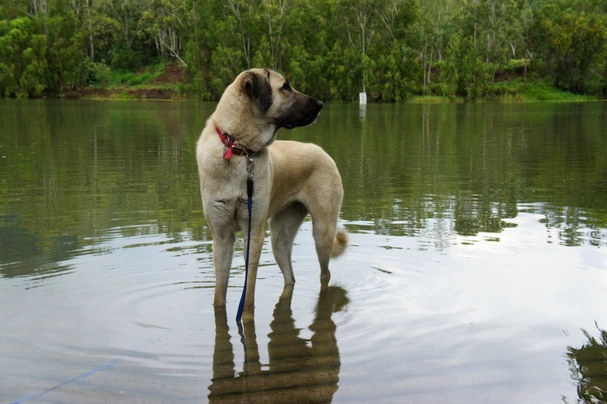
[242,70,273,111]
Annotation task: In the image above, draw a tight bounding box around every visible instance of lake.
[1,99,607,403]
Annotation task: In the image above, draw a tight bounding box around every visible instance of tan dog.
[196,68,347,316]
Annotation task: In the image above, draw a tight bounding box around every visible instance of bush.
[76,61,112,87]
[93,63,111,87]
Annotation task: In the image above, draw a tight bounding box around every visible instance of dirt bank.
[66,62,186,100]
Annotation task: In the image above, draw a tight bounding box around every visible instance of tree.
[379,0,418,46]
[142,0,187,66]
[335,0,386,93]
[44,0,82,93]
[101,0,154,68]
[2,0,607,100]
[535,0,607,94]
[0,17,48,97]
[225,0,263,69]
[413,0,450,94]
[442,35,490,99]
[260,0,288,70]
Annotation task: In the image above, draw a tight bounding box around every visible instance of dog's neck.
[215,126,255,159]
[212,98,278,153]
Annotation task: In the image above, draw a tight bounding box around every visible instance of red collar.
[216,127,254,159]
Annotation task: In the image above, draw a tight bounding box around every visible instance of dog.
[196,68,347,316]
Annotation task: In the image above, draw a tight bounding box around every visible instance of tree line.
[1,0,607,101]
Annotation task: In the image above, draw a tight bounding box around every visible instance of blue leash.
[11,303,203,404]
[236,157,254,322]
[13,154,256,402]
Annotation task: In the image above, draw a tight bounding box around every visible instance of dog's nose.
[316,100,324,110]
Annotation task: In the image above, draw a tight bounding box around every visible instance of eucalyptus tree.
[71,0,96,62]
[334,0,387,94]
[379,0,418,47]
[533,0,607,94]
[225,0,262,69]
[413,0,454,93]
[103,0,144,50]
[99,0,154,68]
[260,0,288,70]
[460,0,519,71]
[371,0,419,100]
[141,0,187,66]
[0,0,81,96]
[276,0,334,99]
[0,16,48,97]
[518,0,535,82]
[44,0,81,92]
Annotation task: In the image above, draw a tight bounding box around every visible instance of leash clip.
[246,156,254,181]
[246,156,254,199]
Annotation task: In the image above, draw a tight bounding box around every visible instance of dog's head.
[238,68,323,130]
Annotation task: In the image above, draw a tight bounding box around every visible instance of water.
[1,99,607,403]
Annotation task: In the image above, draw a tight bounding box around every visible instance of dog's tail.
[331,228,349,258]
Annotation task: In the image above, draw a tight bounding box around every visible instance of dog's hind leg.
[309,193,344,280]
[312,220,336,280]
[269,202,308,284]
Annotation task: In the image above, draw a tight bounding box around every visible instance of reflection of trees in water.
[0,213,78,278]
[331,103,607,248]
[3,102,607,276]
[0,101,212,277]
[540,206,607,248]
[209,284,348,403]
[566,323,607,403]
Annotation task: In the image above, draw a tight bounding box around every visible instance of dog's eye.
[282,81,292,92]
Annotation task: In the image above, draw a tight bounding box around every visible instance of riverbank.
[62,62,598,103]
[62,62,188,101]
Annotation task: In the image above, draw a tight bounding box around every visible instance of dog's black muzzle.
[279,97,324,130]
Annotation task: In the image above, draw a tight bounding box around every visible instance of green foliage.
[533,0,607,95]
[210,44,246,99]
[567,324,607,404]
[108,65,163,86]
[0,17,47,97]
[442,36,491,100]
[112,91,136,100]
[94,63,112,87]
[0,0,81,97]
[521,82,593,102]
[77,60,111,87]
[1,0,607,100]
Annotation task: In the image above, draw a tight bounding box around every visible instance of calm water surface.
[1,100,607,403]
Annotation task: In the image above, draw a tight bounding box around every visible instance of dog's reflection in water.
[209,284,349,403]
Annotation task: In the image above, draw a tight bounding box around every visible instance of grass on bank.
[488,78,597,102]
[410,80,596,103]
[82,61,197,100]
[410,95,460,103]
[110,68,163,86]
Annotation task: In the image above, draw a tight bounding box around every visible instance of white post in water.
[359,91,367,105]
[359,84,367,121]
[359,81,367,104]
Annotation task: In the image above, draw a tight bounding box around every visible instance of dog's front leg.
[212,230,236,307]
[241,227,266,318]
